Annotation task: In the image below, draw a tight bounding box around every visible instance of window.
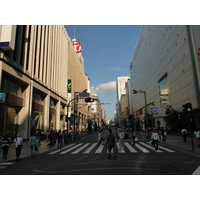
[158,74,170,106]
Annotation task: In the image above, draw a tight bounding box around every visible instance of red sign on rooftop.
[72,39,82,53]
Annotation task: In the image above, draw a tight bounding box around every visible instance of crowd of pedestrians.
[0,128,88,162]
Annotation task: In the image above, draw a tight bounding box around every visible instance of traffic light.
[182,103,192,113]
[85,98,94,103]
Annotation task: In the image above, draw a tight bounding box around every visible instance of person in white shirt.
[194,128,200,147]
[118,129,125,151]
[151,129,160,150]
[13,133,23,162]
[181,128,187,142]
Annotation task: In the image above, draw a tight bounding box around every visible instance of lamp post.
[133,89,148,136]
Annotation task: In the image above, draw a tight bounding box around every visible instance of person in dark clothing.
[104,129,116,159]
[97,130,105,146]
[1,134,11,160]
[47,131,54,147]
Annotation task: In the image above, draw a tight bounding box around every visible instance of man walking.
[105,129,116,159]
[151,129,160,150]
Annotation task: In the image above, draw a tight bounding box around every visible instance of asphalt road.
[1,129,200,175]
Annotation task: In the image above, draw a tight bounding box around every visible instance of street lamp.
[133,89,148,136]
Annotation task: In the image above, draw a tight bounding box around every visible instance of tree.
[165,105,189,132]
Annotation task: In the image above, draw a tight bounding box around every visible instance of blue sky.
[65,25,142,120]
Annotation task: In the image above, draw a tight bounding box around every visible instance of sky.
[65,25,142,120]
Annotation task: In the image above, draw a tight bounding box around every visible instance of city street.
[1,130,200,175]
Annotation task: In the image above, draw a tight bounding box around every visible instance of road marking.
[95,144,104,153]
[0,162,14,165]
[71,143,90,154]
[146,142,176,152]
[83,143,97,154]
[60,143,83,154]
[139,142,163,152]
[192,165,200,175]
[47,142,176,155]
[134,143,150,153]
[116,142,125,153]
[125,142,138,153]
[49,143,76,154]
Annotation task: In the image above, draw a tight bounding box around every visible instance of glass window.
[158,75,170,106]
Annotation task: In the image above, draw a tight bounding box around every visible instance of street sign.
[0,93,6,103]
[79,92,90,98]
[152,107,158,114]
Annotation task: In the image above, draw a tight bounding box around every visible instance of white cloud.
[92,81,116,94]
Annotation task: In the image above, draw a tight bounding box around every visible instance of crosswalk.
[0,162,15,169]
[48,141,176,155]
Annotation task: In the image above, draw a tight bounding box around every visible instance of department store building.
[130,25,200,129]
[0,25,90,139]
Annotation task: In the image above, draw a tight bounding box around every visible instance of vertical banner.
[68,79,72,93]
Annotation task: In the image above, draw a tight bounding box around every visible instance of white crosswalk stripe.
[116,142,125,153]
[134,143,150,153]
[60,143,83,154]
[139,142,163,152]
[83,143,97,154]
[0,162,15,169]
[95,144,104,153]
[71,143,90,154]
[48,141,176,155]
[125,142,138,153]
[49,143,76,154]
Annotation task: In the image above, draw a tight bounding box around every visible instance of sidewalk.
[0,140,57,162]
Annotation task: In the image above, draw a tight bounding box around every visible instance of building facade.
[0,25,90,139]
[130,25,200,129]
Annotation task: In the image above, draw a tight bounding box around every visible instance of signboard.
[152,107,158,114]
[68,79,72,93]
[79,92,90,98]
[71,39,82,53]
[0,93,6,103]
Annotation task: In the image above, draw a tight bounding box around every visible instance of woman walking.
[29,133,37,157]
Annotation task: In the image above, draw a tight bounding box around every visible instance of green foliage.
[165,105,189,132]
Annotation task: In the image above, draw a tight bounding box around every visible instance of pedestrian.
[132,130,137,145]
[181,128,187,142]
[1,134,11,160]
[118,129,125,151]
[46,130,50,141]
[97,130,105,146]
[151,129,160,150]
[29,132,37,157]
[13,133,23,162]
[57,131,63,150]
[163,130,167,142]
[104,129,116,159]
[194,128,200,148]
[47,131,54,147]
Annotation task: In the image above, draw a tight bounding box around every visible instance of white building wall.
[130,25,200,127]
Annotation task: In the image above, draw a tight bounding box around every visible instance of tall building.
[129,25,200,129]
[0,25,90,139]
[116,76,129,125]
